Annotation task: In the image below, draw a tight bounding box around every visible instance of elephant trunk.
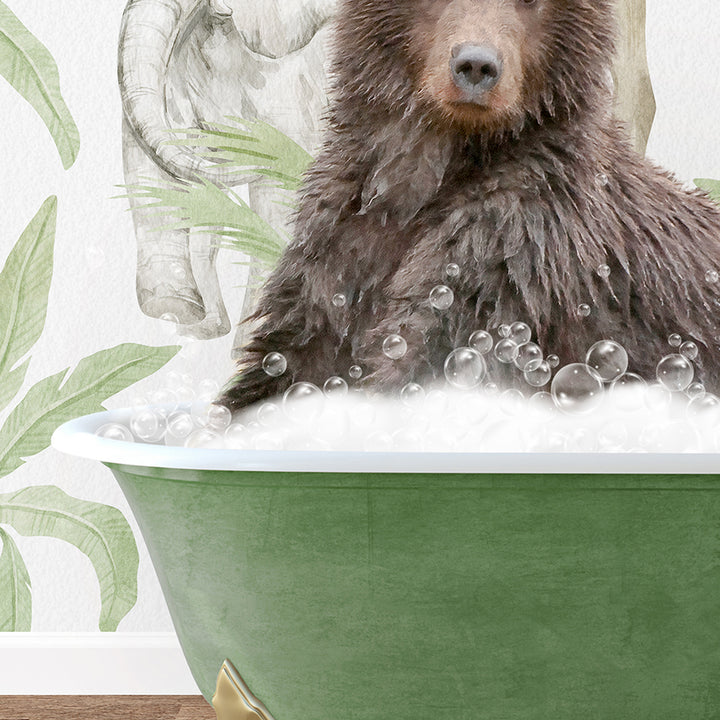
[118,0,243,185]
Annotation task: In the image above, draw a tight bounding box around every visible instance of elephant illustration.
[118,0,653,353]
[118,0,338,350]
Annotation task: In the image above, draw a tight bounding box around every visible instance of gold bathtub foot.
[212,659,276,720]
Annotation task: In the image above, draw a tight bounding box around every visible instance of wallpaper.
[0,0,718,634]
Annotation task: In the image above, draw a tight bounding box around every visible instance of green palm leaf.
[167,118,312,191]
[0,486,138,631]
[694,178,720,204]
[123,178,286,266]
[0,358,29,419]
[0,1,80,169]
[0,196,56,413]
[0,526,31,631]
[0,342,179,478]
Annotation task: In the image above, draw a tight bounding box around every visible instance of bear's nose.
[450,44,503,94]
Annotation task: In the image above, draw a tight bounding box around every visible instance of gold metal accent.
[212,659,276,720]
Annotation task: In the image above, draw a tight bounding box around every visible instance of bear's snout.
[450,43,503,98]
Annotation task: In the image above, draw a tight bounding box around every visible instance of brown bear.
[217,0,720,411]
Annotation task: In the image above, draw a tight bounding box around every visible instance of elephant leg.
[611,0,655,155]
[123,118,206,324]
[178,227,231,339]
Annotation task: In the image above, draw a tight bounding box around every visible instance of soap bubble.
[551,363,604,414]
[597,264,611,278]
[494,338,519,364]
[443,347,486,389]
[283,382,324,423]
[577,303,592,318]
[224,423,248,449]
[610,373,647,410]
[498,324,511,338]
[349,365,363,380]
[165,411,194,440]
[598,422,628,450]
[668,333,682,347]
[382,334,408,360]
[332,293,347,308]
[163,370,183,389]
[514,342,543,372]
[680,341,699,361]
[686,382,705,399]
[706,270,719,284]
[175,384,195,404]
[400,382,426,406]
[645,383,673,412]
[429,285,454,310]
[323,376,349,397]
[529,391,554,413]
[349,395,377,429]
[687,392,720,419]
[149,389,178,417]
[197,403,231,431]
[185,428,224,449]
[508,322,532,346]
[524,360,552,387]
[656,354,694,392]
[500,389,525,416]
[131,395,149,413]
[596,173,609,187]
[445,263,460,278]
[585,340,628,383]
[130,409,163,441]
[198,378,220,399]
[262,352,287,377]
[257,402,281,427]
[190,400,211,426]
[546,354,560,368]
[96,423,134,442]
[469,330,493,355]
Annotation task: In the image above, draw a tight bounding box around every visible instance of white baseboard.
[0,633,201,695]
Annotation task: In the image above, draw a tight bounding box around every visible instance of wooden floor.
[0,696,216,720]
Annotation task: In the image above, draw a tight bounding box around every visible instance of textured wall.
[0,0,718,636]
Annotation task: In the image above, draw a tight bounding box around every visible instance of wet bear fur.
[218,0,720,411]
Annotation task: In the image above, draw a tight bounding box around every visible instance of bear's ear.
[359,125,454,226]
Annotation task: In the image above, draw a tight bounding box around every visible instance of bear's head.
[331,0,616,134]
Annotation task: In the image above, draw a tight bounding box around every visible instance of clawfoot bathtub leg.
[212,660,276,720]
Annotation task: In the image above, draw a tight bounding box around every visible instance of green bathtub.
[53,409,720,719]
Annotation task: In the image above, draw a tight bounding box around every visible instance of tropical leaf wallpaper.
[0,1,180,632]
[0,0,718,646]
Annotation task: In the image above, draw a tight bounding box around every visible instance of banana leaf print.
[0,526,31,631]
[0,487,139,632]
[0,196,55,413]
[0,1,80,169]
[0,202,178,630]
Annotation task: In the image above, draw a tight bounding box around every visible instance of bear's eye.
[518,0,538,6]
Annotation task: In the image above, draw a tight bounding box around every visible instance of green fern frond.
[165,117,313,192]
[120,177,286,266]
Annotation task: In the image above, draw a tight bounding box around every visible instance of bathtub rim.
[51,407,720,475]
